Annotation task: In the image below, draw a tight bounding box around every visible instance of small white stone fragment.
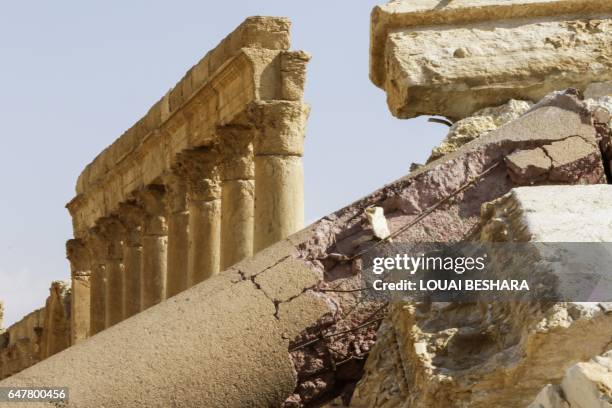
[365,206,391,240]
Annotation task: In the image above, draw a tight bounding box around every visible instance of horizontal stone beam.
[370,0,612,119]
[67,17,309,237]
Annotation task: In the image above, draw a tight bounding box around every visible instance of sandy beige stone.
[66,239,91,343]
[529,351,612,408]
[251,101,309,251]
[164,175,190,298]
[138,186,168,310]
[428,100,532,162]
[371,0,612,119]
[118,203,145,319]
[353,185,612,408]
[40,281,71,360]
[219,125,255,270]
[62,17,310,344]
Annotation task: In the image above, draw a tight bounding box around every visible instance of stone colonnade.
[65,17,310,341]
[67,103,308,337]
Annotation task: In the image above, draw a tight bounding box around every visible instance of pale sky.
[0,1,445,326]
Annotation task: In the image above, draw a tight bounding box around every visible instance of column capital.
[247,101,310,156]
[217,125,255,181]
[136,185,168,236]
[176,148,221,202]
[137,185,167,216]
[96,217,126,261]
[163,173,189,214]
[87,227,109,261]
[118,202,146,247]
[66,239,91,275]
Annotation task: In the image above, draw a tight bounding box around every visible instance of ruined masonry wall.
[0,282,70,380]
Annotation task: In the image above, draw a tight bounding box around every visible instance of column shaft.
[139,186,168,310]
[178,148,222,286]
[88,233,107,336]
[251,101,309,252]
[123,243,142,318]
[254,155,304,251]
[66,239,91,344]
[221,180,254,269]
[97,217,126,329]
[105,243,124,328]
[166,177,190,298]
[119,203,144,319]
[219,125,255,270]
[189,199,221,284]
[142,230,168,308]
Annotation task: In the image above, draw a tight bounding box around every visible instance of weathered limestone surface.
[0,309,44,381]
[371,0,612,119]
[165,175,189,298]
[352,185,612,408]
[66,239,91,344]
[428,99,532,162]
[0,91,609,406]
[0,281,72,381]
[39,281,71,361]
[64,17,310,341]
[529,351,612,408]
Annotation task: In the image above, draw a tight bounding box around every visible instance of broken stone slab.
[352,185,612,408]
[428,99,532,162]
[1,93,607,407]
[370,0,612,119]
[505,136,605,185]
[529,351,612,408]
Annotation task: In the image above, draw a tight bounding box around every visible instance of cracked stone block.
[370,0,612,119]
[506,147,552,184]
[506,136,606,185]
[428,99,532,162]
[352,185,612,408]
[543,136,605,183]
[1,92,608,407]
[529,351,612,408]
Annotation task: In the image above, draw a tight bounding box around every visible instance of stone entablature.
[68,16,307,236]
[370,0,612,119]
[65,17,310,340]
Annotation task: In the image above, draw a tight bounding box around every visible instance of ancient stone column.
[87,229,107,336]
[98,217,126,329]
[138,185,168,310]
[178,149,221,285]
[165,175,190,298]
[219,125,255,270]
[250,101,309,251]
[66,239,91,344]
[118,203,145,319]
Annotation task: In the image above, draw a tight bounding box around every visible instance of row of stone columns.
[67,101,308,341]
